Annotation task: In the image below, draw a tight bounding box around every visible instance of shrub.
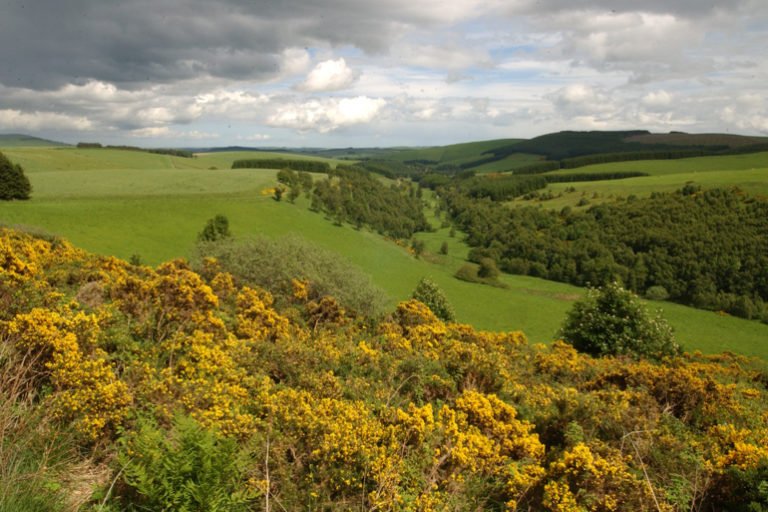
[645,285,670,301]
[559,282,680,359]
[197,215,231,242]
[195,235,390,318]
[411,278,455,322]
[477,257,500,279]
[0,151,31,200]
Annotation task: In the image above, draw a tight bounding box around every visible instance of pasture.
[1,146,768,356]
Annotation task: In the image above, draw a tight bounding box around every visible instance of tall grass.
[0,341,77,511]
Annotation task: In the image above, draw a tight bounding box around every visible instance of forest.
[441,186,768,322]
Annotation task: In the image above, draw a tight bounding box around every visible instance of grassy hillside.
[512,151,768,210]
[382,138,522,165]
[548,151,768,177]
[1,146,768,356]
[0,133,68,147]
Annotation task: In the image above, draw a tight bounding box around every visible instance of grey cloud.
[508,0,753,19]
[0,0,447,90]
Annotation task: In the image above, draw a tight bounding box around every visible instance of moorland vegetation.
[3,227,768,511]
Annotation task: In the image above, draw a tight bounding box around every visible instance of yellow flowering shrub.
[543,442,651,512]
[3,228,768,511]
[3,307,131,440]
[236,286,293,342]
[134,329,261,437]
[267,388,401,507]
[111,259,220,341]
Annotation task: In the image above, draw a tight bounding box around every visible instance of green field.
[549,151,768,177]
[2,146,768,356]
[511,151,768,210]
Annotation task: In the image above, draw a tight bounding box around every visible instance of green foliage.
[460,174,548,200]
[411,238,425,258]
[559,282,680,359]
[477,257,500,279]
[276,169,307,202]
[196,235,390,318]
[443,187,768,321]
[454,263,507,289]
[146,148,194,158]
[0,151,31,200]
[412,277,455,321]
[645,285,670,301]
[311,166,430,239]
[197,214,231,242]
[544,171,649,183]
[117,415,257,512]
[0,344,76,512]
[232,158,330,173]
[487,130,676,161]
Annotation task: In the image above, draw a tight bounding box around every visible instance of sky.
[0,0,766,148]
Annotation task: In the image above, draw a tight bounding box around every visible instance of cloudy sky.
[1,0,766,147]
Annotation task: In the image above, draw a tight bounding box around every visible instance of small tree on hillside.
[0,151,31,200]
[412,278,455,322]
[559,281,680,360]
[198,215,231,242]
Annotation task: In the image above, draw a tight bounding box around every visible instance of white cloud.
[280,48,312,77]
[0,109,93,131]
[129,127,219,139]
[129,126,172,138]
[298,58,359,92]
[267,96,386,132]
[237,133,272,141]
[641,90,673,109]
[550,84,615,116]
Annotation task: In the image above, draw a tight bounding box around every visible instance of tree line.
[231,158,331,173]
[310,165,430,239]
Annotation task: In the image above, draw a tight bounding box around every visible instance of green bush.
[117,415,257,512]
[197,215,231,242]
[195,235,390,318]
[645,285,670,301]
[559,282,680,359]
[0,151,31,200]
[412,278,455,322]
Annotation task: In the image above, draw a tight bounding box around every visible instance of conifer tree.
[0,151,31,200]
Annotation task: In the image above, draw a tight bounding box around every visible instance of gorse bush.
[3,227,768,511]
[559,281,680,359]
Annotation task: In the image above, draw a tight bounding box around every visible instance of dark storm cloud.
[0,0,428,90]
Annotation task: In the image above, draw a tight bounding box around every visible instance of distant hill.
[0,133,69,147]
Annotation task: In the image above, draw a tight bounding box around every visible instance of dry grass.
[0,339,84,511]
